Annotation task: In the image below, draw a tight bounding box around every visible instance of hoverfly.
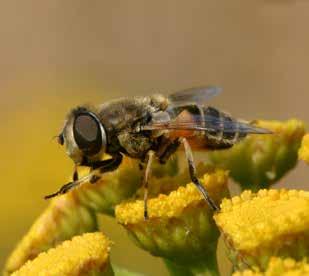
[45,87,271,218]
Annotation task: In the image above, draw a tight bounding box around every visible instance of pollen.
[12,232,112,276]
[115,169,228,225]
[214,189,309,269]
[299,134,309,164]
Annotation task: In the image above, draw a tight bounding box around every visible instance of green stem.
[164,259,194,276]
[164,247,219,276]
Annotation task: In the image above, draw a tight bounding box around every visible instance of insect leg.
[44,154,123,199]
[143,150,154,220]
[180,137,219,211]
[44,182,78,199]
[91,153,123,172]
[73,165,79,181]
[158,138,180,164]
[88,153,123,185]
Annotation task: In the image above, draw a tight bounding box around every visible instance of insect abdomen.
[202,106,246,149]
[167,104,248,150]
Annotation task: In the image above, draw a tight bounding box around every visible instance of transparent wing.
[142,114,272,134]
[168,86,222,106]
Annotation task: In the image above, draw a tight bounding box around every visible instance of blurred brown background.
[1,1,309,275]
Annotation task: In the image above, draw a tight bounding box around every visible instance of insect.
[45,87,271,218]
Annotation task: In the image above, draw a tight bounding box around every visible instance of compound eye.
[73,113,103,155]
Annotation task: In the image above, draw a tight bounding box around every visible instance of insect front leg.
[143,150,154,220]
[180,137,219,211]
[44,154,123,199]
[73,165,79,181]
[87,153,123,185]
[88,153,123,172]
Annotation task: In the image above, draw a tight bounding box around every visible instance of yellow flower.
[4,156,179,274]
[116,170,229,275]
[299,134,309,164]
[72,157,143,215]
[12,232,113,276]
[233,257,309,276]
[6,119,307,276]
[72,156,181,215]
[207,119,305,191]
[4,194,97,275]
[214,189,309,270]
[133,157,213,199]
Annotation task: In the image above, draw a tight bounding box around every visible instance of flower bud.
[299,133,309,164]
[207,119,305,191]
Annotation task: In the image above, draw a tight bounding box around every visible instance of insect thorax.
[98,95,168,158]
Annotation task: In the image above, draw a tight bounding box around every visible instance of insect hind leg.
[180,137,219,211]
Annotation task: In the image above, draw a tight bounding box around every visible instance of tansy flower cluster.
[4,119,309,276]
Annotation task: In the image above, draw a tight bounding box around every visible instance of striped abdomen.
[202,106,247,149]
[168,105,248,150]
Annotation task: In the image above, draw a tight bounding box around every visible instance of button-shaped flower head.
[116,170,229,275]
[214,189,309,270]
[12,232,113,276]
